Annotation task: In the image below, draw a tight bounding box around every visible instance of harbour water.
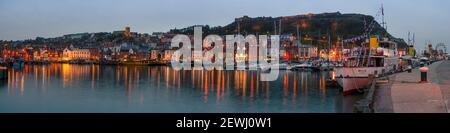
[0,64,360,113]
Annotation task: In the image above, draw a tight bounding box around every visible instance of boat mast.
[273,20,277,35]
[328,30,331,62]
[297,23,301,44]
[279,18,282,35]
[341,36,344,61]
[408,31,411,46]
[381,4,387,32]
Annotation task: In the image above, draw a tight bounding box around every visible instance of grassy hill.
[170,12,407,48]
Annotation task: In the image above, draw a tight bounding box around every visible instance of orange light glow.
[284,52,290,60]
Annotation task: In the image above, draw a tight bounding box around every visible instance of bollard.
[419,67,429,83]
[407,65,412,73]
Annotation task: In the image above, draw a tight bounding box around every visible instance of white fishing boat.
[334,38,400,95]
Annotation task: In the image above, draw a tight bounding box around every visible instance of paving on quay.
[435,61,450,112]
[375,61,449,113]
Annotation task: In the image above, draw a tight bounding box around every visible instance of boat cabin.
[343,56,385,67]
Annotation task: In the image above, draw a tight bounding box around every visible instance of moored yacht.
[293,61,314,71]
[317,61,334,71]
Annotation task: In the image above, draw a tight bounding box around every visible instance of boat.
[419,57,430,65]
[120,60,154,65]
[317,62,334,71]
[334,38,400,95]
[293,61,314,71]
[272,61,292,70]
[334,62,344,67]
[12,59,25,69]
[235,64,248,70]
[0,66,7,80]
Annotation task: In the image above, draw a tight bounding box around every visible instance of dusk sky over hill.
[1,0,449,51]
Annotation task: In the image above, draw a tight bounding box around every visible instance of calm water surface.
[0,64,359,113]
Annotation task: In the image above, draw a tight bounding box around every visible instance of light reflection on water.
[0,64,355,113]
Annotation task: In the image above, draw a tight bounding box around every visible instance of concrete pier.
[375,61,450,113]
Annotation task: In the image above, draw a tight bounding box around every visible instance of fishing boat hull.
[334,67,387,95]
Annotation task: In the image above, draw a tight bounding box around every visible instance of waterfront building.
[102,49,113,61]
[235,52,247,64]
[128,53,147,62]
[24,48,35,61]
[46,49,63,61]
[118,43,137,60]
[298,44,318,61]
[88,48,101,61]
[31,48,49,61]
[163,49,176,61]
[63,47,91,61]
[150,49,161,61]
[33,50,41,61]
[191,49,204,63]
